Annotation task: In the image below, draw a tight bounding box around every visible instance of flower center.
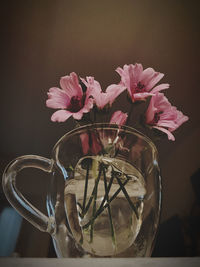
[154,112,160,123]
[135,82,145,93]
[68,96,84,112]
[152,111,163,124]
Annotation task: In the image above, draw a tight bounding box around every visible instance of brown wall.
[0,0,199,233]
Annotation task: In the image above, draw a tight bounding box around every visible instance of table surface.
[1,258,200,267]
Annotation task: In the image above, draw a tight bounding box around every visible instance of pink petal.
[145,72,164,90]
[160,110,177,122]
[110,110,128,126]
[72,111,84,120]
[116,64,143,102]
[51,110,72,122]
[156,120,177,129]
[93,93,107,109]
[115,67,124,77]
[151,83,169,93]
[176,113,189,126]
[168,110,189,131]
[116,64,143,87]
[154,93,171,110]
[116,65,133,93]
[153,126,175,141]
[81,97,94,113]
[72,98,94,120]
[85,76,102,93]
[91,133,102,155]
[127,64,136,88]
[140,68,155,85]
[146,96,157,123]
[126,64,139,93]
[84,77,125,109]
[82,76,105,108]
[80,132,101,155]
[133,63,143,84]
[60,72,83,99]
[106,84,126,105]
[80,133,89,154]
[46,87,70,109]
[134,92,153,100]
[94,84,126,109]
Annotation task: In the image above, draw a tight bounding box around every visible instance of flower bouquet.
[2,63,189,258]
[44,63,188,256]
[46,63,188,141]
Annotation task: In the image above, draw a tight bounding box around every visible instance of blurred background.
[0,0,199,257]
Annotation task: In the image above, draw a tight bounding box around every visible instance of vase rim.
[52,123,158,155]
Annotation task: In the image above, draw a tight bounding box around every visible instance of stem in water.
[102,165,116,247]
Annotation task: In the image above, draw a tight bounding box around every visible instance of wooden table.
[1,258,200,267]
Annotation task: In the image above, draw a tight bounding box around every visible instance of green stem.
[83,176,130,229]
[114,171,139,219]
[90,198,96,243]
[102,165,116,246]
[89,163,102,243]
[93,106,97,123]
[77,202,83,210]
[82,160,90,213]
[126,102,134,126]
[97,169,115,212]
[80,164,102,217]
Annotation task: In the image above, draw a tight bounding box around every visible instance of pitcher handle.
[2,155,55,234]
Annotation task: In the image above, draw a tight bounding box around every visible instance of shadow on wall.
[0,0,199,257]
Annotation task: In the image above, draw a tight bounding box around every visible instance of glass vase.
[2,123,161,257]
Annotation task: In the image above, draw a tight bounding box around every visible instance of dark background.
[0,0,199,257]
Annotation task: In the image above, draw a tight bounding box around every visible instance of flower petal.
[134,92,153,100]
[72,97,94,120]
[46,87,70,109]
[81,97,94,113]
[81,76,106,108]
[151,83,169,93]
[51,110,72,122]
[154,93,171,110]
[115,67,124,77]
[91,133,102,155]
[146,92,189,139]
[156,120,177,129]
[80,133,89,154]
[145,72,164,90]
[95,93,108,108]
[116,65,133,96]
[106,84,126,105]
[133,63,143,84]
[60,72,83,99]
[146,95,158,123]
[110,110,128,125]
[153,126,175,141]
[72,111,84,120]
[176,112,189,126]
[83,76,102,94]
[168,110,189,131]
[140,68,155,85]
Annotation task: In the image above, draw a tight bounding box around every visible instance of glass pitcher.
[2,123,161,257]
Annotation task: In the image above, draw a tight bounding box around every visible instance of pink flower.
[110,110,128,126]
[81,76,125,109]
[80,133,90,155]
[146,93,189,141]
[80,111,128,155]
[46,72,93,122]
[116,63,169,102]
[80,132,102,155]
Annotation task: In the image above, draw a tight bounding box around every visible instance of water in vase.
[64,156,146,256]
